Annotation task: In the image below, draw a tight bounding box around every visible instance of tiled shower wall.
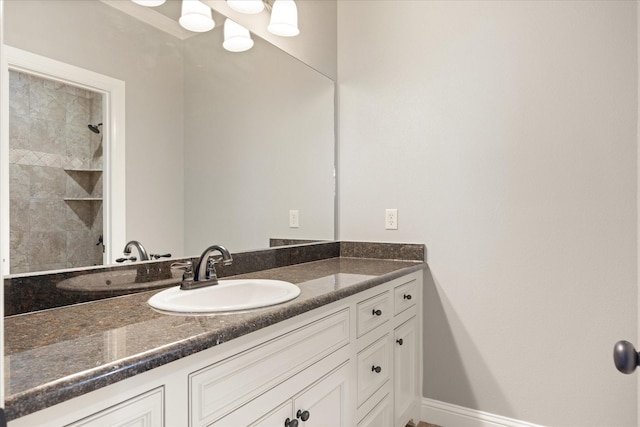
[9,70,104,274]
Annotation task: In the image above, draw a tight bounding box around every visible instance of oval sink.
[147,279,301,313]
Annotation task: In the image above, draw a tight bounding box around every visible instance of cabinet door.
[394,316,418,427]
[357,393,392,427]
[293,363,350,427]
[249,400,294,427]
[357,335,390,407]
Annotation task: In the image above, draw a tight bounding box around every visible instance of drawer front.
[356,292,390,338]
[190,308,350,427]
[357,334,390,407]
[393,279,417,316]
[66,387,164,427]
[357,393,392,427]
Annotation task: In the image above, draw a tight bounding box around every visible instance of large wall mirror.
[1,0,336,276]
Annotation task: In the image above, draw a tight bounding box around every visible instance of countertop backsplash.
[4,241,425,316]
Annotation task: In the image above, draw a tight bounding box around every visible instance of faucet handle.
[205,257,218,280]
[171,261,195,286]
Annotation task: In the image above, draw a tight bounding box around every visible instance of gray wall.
[5,0,185,259]
[182,28,335,254]
[337,1,637,426]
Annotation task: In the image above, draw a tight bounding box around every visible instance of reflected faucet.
[123,240,150,261]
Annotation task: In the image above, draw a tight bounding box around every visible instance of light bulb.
[227,0,264,15]
[179,0,215,33]
[268,0,299,37]
[131,0,166,6]
[223,19,254,52]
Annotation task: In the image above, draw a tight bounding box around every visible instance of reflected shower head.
[88,123,103,134]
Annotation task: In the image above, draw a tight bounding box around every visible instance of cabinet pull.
[296,409,310,421]
[396,338,404,345]
[371,365,382,373]
[372,309,382,316]
[285,418,299,427]
[403,294,412,300]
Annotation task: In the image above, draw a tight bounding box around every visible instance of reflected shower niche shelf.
[64,168,103,197]
[64,168,103,173]
[63,198,103,202]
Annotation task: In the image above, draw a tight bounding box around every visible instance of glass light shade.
[223,19,254,52]
[267,0,299,37]
[131,0,166,6]
[179,0,215,32]
[227,0,264,15]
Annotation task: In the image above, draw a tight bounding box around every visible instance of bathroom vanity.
[4,243,424,427]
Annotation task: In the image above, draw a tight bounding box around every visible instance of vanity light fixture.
[227,0,264,15]
[179,0,216,33]
[131,0,165,6]
[267,0,299,37]
[226,0,300,38]
[223,19,254,52]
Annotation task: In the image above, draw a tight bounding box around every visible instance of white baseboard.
[421,398,546,427]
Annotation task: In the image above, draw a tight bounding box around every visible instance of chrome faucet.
[172,245,233,290]
[194,245,233,282]
[123,240,150,261]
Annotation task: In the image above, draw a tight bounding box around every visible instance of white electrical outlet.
[289,210,300,228]
[385,209,398,230]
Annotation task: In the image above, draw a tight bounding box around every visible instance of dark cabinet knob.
[614,340,640,374]
[296,409,310,421]
[396,338,404,345]
[371,365,382,373]
[403,294,412,300]
[285,418,299,427]
[372,309,382,316]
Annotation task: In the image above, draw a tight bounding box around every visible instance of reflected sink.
[57,270,179,294]
[147,279,301,313]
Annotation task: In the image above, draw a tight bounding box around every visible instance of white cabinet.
[219,361,351,427]
[9,270,423,427]
[354,273,422,427]
[392,274,422,427]
[394,316,419,427]
[190,309,350,426]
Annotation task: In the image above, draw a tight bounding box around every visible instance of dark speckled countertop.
[4,256,425,421]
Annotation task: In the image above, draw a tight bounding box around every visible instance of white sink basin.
[147,279,301,313]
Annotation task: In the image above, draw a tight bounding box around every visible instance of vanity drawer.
[393,279,417,316]
[66,387,164,427]
[189,308,350,427]
[357,334,390,407]
[357,291,390,338]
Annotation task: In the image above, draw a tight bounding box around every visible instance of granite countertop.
[4,256,425,421]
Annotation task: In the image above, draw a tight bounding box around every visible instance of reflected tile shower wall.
[9,70,104,274]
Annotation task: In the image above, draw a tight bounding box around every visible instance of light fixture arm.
[261,0,273,13]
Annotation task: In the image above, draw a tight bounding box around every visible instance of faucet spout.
[123,240,150,261]
[194,245,233,284]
